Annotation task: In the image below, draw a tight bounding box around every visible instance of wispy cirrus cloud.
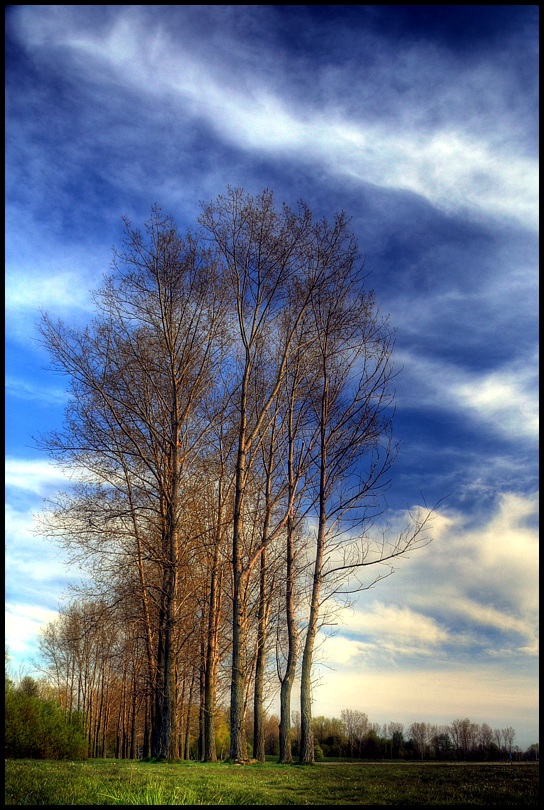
[332,603,451,660]
[394,350,538,442]
[452,366,539,440]
[5,376,69,407]
[6,268,95,314]
[5,457,73,496]
[8,5,538,231]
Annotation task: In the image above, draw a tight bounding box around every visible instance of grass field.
[4,759,539,805]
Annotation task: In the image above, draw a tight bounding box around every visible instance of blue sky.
[5,6,538,748]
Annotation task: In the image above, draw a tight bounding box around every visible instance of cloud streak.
[5,377,69,407]
[9,6,538,230]
[394,350,539,442]
[5,458,74,497]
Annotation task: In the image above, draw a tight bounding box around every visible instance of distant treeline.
[295,712,538,762]
[5,667,538,762]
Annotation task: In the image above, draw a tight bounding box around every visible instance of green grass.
[4,759,539,805]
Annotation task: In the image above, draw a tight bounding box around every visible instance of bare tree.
[450,717,480,760]
[341,709,369,758]
[198,187,318,761]
[478,722,494,753]
[409,721,432,760]
[297,215,434,764]
[502,726,516,756]
[252,410,283,762]
[36,208,226,759]
[275,312,317,764]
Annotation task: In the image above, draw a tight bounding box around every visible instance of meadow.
[4,759,539,805]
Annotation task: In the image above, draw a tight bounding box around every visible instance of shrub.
[5,679,87,760]
[314,744,325,762]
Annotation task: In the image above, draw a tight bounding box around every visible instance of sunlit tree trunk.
[203,526,224,762]
[253,543,271,762]
[299,438,327,765]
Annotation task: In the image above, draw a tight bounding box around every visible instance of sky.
[5,6,539,750]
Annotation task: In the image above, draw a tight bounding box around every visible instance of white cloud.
[5,457,73,496]
[6,269,94,314]
[317,635,366,666]
[453,367,539,441]
[395,351,539,442]
[9,6,538,231]
[5,376,69,406]
[478,491,538,559]
[319,490,539,676]
[311,663,539,748]
[429,492,539,616]
[450,598,535,642]
[4,205,113,345]
[328,125,538,230]
[5,603,60,657]
[5,502,72,584]
[5,502,38,540]
[346,603,450,650]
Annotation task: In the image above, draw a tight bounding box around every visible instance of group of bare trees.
[36,187,432,763]
[406,719,518,761]
[310,713,521,761]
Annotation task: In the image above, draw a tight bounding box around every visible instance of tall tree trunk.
[153,563,177,759]
[253,429,276,763]
[115,686,122,759]
[153,407,181,760]
[178,669,187,760]
[199,629,206,761]
[230,375,249,761]
[299,440,327,765]
[279,413,299,764]
[183,666,196,760]
[152,590,166,757]
[143,691,151,759]
[203,535,222,762]
[230,571,247,761]
[279,522,298,763]
[130,672,137,759]
[253,547,268,762]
